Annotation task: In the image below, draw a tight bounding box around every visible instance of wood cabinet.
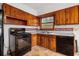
[54,6,79,25]
[39,5,79,25]
[10,6,16,17]
[37,34,56,51]
[27,17,40,26]
[5,17,27,25]
[65,6,79,24]
[3,3,11,16]
[31,34,37,46]
[3,3,39,26]
[55,9,66,25]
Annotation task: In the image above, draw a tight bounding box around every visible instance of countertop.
[25,30,74,36]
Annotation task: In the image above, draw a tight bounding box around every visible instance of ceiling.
[0,3,79,16]
[25,3,79,15]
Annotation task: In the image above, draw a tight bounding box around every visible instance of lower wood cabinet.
[37,34,56,51]
[31,34,37,47]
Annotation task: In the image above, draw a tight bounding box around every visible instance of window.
[41,17,54,29]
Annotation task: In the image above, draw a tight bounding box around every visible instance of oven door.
[16,33,31,55]
[56,36,74,56]
[9,28,31,56]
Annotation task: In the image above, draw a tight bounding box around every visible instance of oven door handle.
[75,40,78,52]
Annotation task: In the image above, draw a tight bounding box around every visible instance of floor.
[24,46,65,56]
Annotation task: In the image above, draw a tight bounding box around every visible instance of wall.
[7,3,38,16]
[55,25,79,28]
[3,24,39,55]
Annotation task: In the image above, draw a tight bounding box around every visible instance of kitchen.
[0,3,79,56]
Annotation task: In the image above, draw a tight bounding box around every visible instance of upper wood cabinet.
[65,6,79,24]
[54,6,79,25]
[55,9,66,25]
[3,3,39,26]
[3,3,11,16]
[10,6,27,20]
[10,6,16,17]
[27,16,40,26]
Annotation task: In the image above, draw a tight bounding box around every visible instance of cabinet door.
[37,34,41,46]
[3,4,11,16]
[47,36,51,49]
[17,10,22,19]
[45,35,51,49]
[31,34,37,46]
[40,35,43,46]
[37,34,40,45]
[50,36,56,50]
[26,14,32,26]
[65,8,70,24]
[19,11,25,20]
[59,10,66,24]
[27,16,39,26]
[32,16,39,26]
[55,11,60,25]
[65,6,78,24]
[14,8,21,20]
[10,6,16,17]
[10,6,26,21]
[40,35,44,47]
[23,12,27,20]
[41,35,45,47]
[25,13,29,20]
[44,36,47,48]
[32,17,39,26]
[55,9,66,25]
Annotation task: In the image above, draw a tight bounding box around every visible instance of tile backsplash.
[54,28,73,31]
[54,25,79,31]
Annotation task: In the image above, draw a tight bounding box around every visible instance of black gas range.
[8,28,31,56]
